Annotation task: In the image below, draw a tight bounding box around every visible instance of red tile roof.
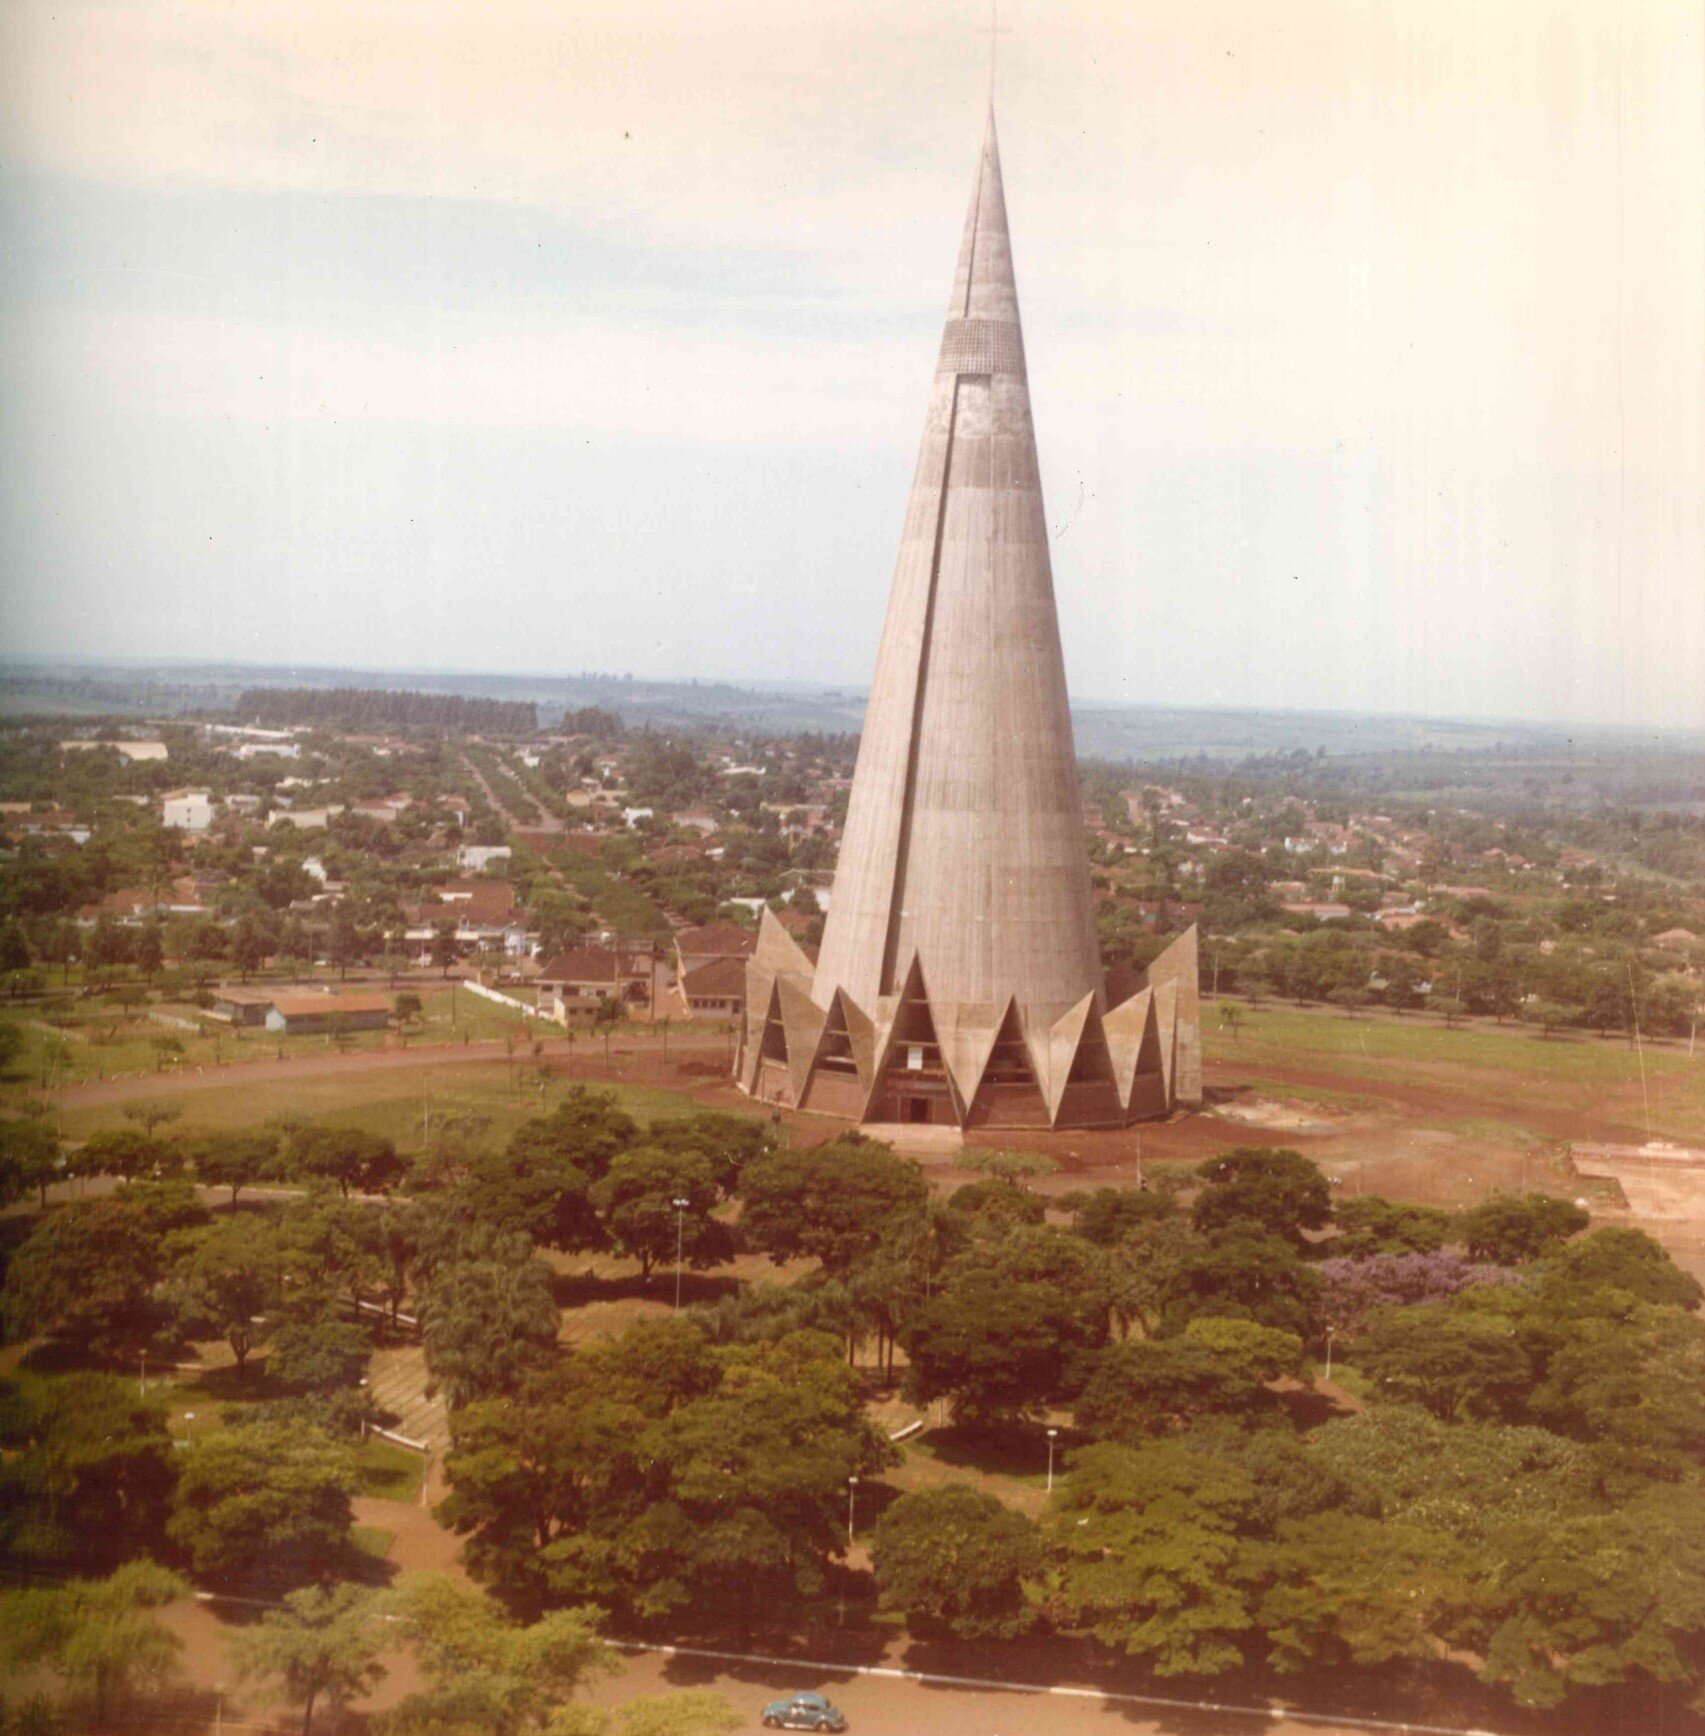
[681,956,747,1000]
[537,947,653,985]
[674,923,758,959]
[268,992,393,1017]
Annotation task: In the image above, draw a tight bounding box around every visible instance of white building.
[61,739,169,763]
[161,789,216,832]
[457,844,513,871]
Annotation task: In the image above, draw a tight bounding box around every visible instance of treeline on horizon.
[234,687,538,735]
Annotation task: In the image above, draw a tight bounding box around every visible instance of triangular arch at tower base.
[964,1000,1050,1129]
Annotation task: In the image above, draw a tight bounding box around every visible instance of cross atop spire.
[978,0,1011,104]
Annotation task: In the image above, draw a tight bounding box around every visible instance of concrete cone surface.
[741,115,1201,1128]
[813,111,1101,1025]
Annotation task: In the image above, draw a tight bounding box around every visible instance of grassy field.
[1206,999,1692,1083]
[1,981,549,1093]
[54,1061,712,1145]
[1205,1000,1705,1140]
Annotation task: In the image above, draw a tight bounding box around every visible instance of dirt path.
[353,1494,464,1574]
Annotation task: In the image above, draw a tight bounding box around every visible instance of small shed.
[264,992,393,1035]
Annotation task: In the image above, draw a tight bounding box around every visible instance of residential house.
[275,806,344,830]
[673,922,758,985]
[77,887,157,924]
[351,797,409,824]
[536,946,667,1021]
[16,810,92,845]
[676,955,745,1019]
[406,880,530,959]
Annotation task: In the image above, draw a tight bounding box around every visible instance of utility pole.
[672,1197,691,1312]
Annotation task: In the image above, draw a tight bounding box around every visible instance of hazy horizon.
[12,651,1705,748]
[4,0,1702,733]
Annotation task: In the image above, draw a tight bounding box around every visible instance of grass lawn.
[1206,1000,1691,1083]
[355,1438,426,1502]
[0,979,550,1099]
[54,1062,712,1145]
[350,1525,396,1561]
[882,1423,1066,1520]
[1206,1000,1705,1138]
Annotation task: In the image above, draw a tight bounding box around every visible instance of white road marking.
[615,1641,1508,1736]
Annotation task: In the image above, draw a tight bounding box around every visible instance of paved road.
[582,1644,1514,1736]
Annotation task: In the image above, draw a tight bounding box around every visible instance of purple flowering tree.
[1317,1251,1521,1335]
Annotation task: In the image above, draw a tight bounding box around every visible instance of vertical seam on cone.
[962,138,985,317]
[880,374,962,996]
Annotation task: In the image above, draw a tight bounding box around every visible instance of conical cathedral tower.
[739,112,1201,1130]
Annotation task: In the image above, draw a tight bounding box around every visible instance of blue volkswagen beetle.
[761,1691,847,1731]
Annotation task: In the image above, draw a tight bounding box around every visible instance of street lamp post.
[183,1411,196,1445]
[1324,1327,1337,1382]
[139,1350,147,1398]
[847,1475,859,1546]
[1046,1427,1059,1494]
[672,1197,691,1312]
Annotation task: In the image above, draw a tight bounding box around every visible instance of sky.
[1,0,1701,731]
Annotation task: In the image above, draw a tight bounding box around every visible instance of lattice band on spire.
[937,316,1026,377]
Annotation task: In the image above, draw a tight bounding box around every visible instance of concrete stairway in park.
[366,1343,450,1458]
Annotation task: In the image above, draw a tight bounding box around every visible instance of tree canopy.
[167,1422,358,1590]
[740,1138,928,1273]
[872,1485,1042,1640]
[1191,1148,1332,1248]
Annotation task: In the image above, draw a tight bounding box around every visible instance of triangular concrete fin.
[867,953,926,1083]
[1145,924,1201,1105]
[778,975,827,1102]
[1153,978,1179,1103]
[1044,993,1096,1119]
[746,977,787,1096]
[1059,999,1124,1126]
[1104,985,1154,1106]
[837,990,878,1090]
[755,905,815,981]
[742,959,776,1082]
[1144,923,1198,990]
[936,1001,1002,1109]
[864,955,960,1124]
[964,998,1050,1128]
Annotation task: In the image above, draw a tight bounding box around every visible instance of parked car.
[761,1692,848,1731]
